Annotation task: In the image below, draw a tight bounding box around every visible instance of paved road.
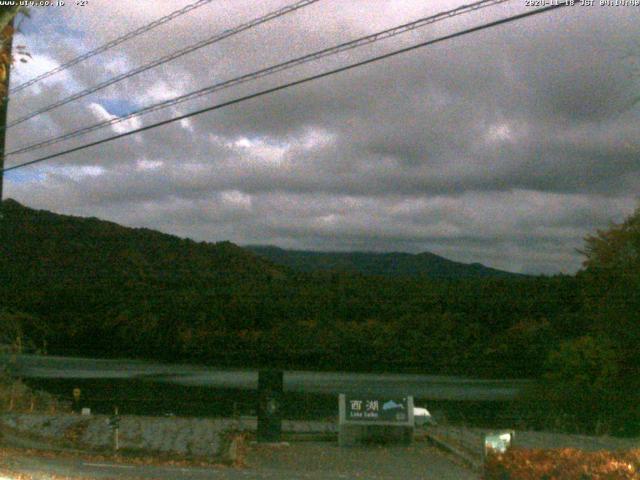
[2,443,478,479]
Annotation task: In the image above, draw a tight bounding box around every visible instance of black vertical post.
[257,369,283,443]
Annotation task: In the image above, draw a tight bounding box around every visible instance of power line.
[1,3,569,175]
[5,0,321,130]
[6,0,510,158]
[10,0,217,94]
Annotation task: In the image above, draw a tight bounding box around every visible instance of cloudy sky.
[4,0,639,274]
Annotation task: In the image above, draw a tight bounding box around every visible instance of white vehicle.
[413,406,437,426]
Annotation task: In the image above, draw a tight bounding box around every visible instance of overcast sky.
[4,0,639,274]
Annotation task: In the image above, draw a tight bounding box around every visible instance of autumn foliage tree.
[580,206,640,363]
[0,6,31,101]
[580,206,640,434]
[525,206,640,435]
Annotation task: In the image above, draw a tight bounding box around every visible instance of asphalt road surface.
[2,443,478,479]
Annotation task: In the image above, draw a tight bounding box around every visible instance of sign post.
[338,394,414,446]
[483,430,515,476]
[72,387,81,413]
[109,407,120,451]
[257,370,283,443]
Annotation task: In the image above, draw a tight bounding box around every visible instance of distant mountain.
[245,245,525,278]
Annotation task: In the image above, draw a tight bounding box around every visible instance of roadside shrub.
[515,335,637,436]
[483,447,640,480]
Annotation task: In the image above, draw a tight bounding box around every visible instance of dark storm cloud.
[5,0,640,274]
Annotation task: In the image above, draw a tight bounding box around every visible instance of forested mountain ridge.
[246,245,525,278]
[2,198,639,434]
[0,198,290,358]
[0,198,576,374]
[1,198,284,280]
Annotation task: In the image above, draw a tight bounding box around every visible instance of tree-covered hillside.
[0,198,576,375]
[2,198,639,434]
[246,245,525,278]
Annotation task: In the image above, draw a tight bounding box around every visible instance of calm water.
[5,353,528,425]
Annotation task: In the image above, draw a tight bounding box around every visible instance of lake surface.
[3,353,529,424]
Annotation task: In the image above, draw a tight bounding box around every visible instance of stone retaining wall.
[0,413,338,458]
[1,413,239,457]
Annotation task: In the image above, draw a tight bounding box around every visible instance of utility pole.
[0,16,14,209]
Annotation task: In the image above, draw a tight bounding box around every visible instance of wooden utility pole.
[0,16,14,207]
